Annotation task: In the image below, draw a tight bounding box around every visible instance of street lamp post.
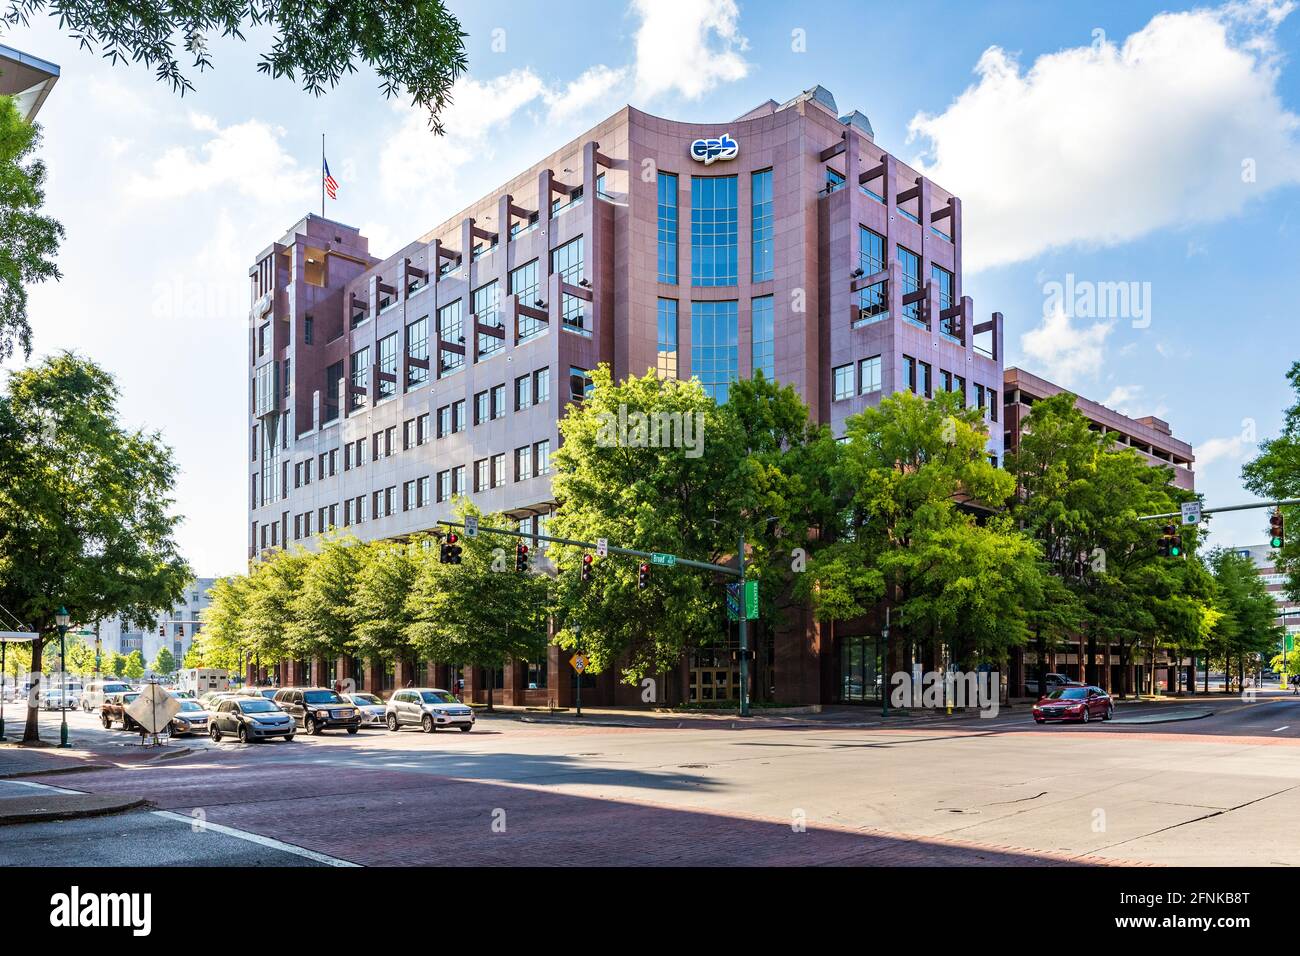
[56,606,70,748]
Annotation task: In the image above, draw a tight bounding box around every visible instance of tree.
[196,574,255,672]
[151,646,177,676]
[242,548,308,672]
[123,650,145,680]
[1207,547,1283,690]
[1243,360,1300,606]
[349,539,422,679]
[804,389,1038,687]
[547,367,751,686]
[290,533,364,665]
[4,1,468,131]
[0,353,191,741]
[107,651,127,679]
[181,645,204,669]
[408,504,549,709]
[0,95,63,362]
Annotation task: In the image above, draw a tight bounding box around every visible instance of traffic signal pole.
[1138,498,1300,521]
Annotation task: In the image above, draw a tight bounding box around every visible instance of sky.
[3,0,1299,576]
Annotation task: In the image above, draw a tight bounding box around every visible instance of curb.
[0,763,114,780]
[1109,708,1214,725]
[0,795,149,826]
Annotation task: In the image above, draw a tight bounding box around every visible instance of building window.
[304,315,314,345]
[515,372,532,410]
[510,260,544,341]
[349,347,369,411]
[491,384,506,420]
[552,237,586,332]
[859,355,882,394]
[403,479,416,511]
[918,360,932,398]
[657,298,678,379]
[535,439,550,476]
[473,280,503,358]
[474,389,490,426]
[751,169,773,283]
[657,171,678,284]
[900,246,923,328]
[418,475,430,507]
[403,418,417,450]
[854,229,889,324]
[437,470,450,503]
[453,399,466,433]
[406,317,429,388]
[833,364,854,401]
[452,465,465,495]
[515,444,532,481]
[417,413,429,445]
[324,360,343,422]
[691,175,738,287]
[933,264,956,339]
[377,333,398,400]
[534,367,550,404]
[436,405,450,438]
[825,168,846,193]
[903,355,916,394]
[690,299,738,402]
[474,458,489,493]
[437,300,464,375]
[859,226,886,275]
[751,295,774,382]
[569,366,593,402]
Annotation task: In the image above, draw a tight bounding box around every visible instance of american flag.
[323,157,338,200]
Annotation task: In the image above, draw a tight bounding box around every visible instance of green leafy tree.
[408,504,549,709]
[290,533,364,664]
[242,548,308,670]
[196,574,255,672]
[181,645,204,668]
[0,353,191,741]
[1208,547,1284,690]
[107,651,127,679]
[4,1,468,130]
[547,367,750,687]
[123,649,145,680]
[349,538,421,678]
[0,95,62,362]
[66,635,96,674]
[151,646,177,676]
[1243,360,1300,606]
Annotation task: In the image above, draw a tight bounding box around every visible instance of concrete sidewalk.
[0,778,146,825]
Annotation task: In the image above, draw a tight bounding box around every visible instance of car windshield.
[123,693,140,703]
[1049,688,1089,700]
[178,700,203,712]
[420,691,457,704]
[105,685,129,692]
[351,694,381,705]
[239,699,279,713]
[304,690,344,704]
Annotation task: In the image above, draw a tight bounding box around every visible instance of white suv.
[386,688,475,733]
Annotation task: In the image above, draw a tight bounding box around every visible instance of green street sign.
[650,552,677,567]
[744,580,759,620]
[1288,634,1295,653]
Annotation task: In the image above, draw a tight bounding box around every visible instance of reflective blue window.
[691,300,738,402]
[751,170,773,282]
[657,298,678,379]
[691,176,738,287]
[899,246,924,327]
[751,295,774,381]
[657,172,678,284]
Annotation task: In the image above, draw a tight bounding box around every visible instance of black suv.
[273,687,362,735]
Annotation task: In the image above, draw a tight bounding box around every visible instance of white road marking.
[151,810,360,866]
[1274,726,1290,733]
[3,779,83,795]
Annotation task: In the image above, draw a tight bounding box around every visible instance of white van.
[81,678,133,712]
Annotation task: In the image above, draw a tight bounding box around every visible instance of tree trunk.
[22,635,44,743]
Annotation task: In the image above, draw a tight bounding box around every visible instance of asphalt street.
[3,692,1298,866]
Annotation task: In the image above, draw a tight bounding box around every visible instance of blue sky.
[3,0,1299,574]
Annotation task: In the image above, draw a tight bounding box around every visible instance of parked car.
[199,690,240,710]
[100,691,143,731]
[81,679,133,712]
[1023,672,1079,696]
[1033,685,1113,724]
[344,692,387,728]
[209,696,295,743]
[41,685,82,711]
[273,687,362,735]
[168,699,212,736]
[386,688,475,733]
[239,686,281,701]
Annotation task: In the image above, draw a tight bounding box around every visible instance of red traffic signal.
[516,542,530,572]
[637,563,649,589]
[580,553,593,582]
[440,532,462,564]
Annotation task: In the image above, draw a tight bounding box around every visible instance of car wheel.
[386,714,399,732]
[101,715,111,729]
[459,725,472,733]
[284,733,294,742]
[210,724,221,742]
[421,714,434,733]
[1103,704,1114,721]
[238,724,250,744]
[1034,718,1045,724]
[347,726,359,735]
[305,716,318,736]
[1081,708,1091,724]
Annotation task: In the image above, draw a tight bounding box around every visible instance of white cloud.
[907,0,1300,271]
[545,65,631,121]
[632,0,749,101]
[1019,304,1114,387]
[127,115,314,204]
[1196,434,1250,467]
[1101,384,1143,413]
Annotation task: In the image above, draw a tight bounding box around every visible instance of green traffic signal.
[1272,536,1284,548]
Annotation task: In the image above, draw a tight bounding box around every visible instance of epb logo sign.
[690,133,739,166]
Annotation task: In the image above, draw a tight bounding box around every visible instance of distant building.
[0,44,59,121]
[92,578,217,671]
[1231,544,1299,645]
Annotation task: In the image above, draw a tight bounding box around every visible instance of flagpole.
[321,133,325,218]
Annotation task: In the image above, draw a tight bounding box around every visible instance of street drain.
[679,763,710,769]
[938,808,980,814]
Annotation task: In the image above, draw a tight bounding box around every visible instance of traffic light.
[638,562,649,589]
[515,542,529,572]
[580,553,593,582]
[178,623,184,638]
[1170,531,1182,558]
[1271,509,1285,549]
[440,532,461,564]
[159,625,165,637]
[1159,524,1175,558]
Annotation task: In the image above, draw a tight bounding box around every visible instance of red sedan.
[1032,685,1113,724]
